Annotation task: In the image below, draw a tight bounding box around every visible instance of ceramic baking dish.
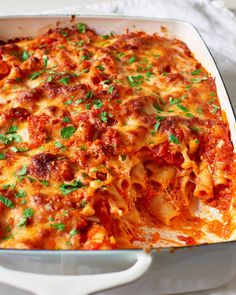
[0,15,236,295]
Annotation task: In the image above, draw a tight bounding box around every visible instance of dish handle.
[0,251,152,295]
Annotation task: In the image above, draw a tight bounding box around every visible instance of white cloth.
[45,0,236,110]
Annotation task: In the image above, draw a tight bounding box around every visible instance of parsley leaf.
[64,99,73,105]
[0,153,6,160]
[177,104,188,112]
[40,180,49,186]
[22,50,30,61]
[93,99,103,109]
[54,141,66,150]
[70,229,78,237]
[100,111,108,122]
[42,55,48,67]
[18,164,28,176]
[96,65,105,71]
[6,125,18,134]
[84,90,93,99]
[24,208,34,218]
[15,189,27,198]
[29,72,41,80]
[62,117,71,123]
[59,76,70,85]
[107,85,114,94]
[128,56,136,64]
[154,122,161,132]
[77,23,86,33]
[169,134,180,144]
[61,126,76,139]
[0,195,14,208]
[128,75,143,87]
[59,179,84,195]
[191,69,202,75]
[51,223,65,231]
[192,77,208,83]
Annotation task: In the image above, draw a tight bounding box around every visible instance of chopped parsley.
[54,141,66,150]
[169,97,182,105]
[40,180,49,186]
[42,55,48,67]
[0,195,14,209]
[60,31,68,37]
[70,229,78,237]
[51,223,65,231]
[100,111,108,122]
[17,208,34,228]
[128,56,136,64]
[128,75,143,87]
[96,65,105,71]
[10,146,28,153]
[29,71,41,80]
[177,104,188,112]
[75,99,84,104]
[24,208,34,218]
[211,104,220,114]
[59,179,84,195]
[154,104,164,112]
[6,125,18,134]
[22,50,30,61]
[93,99,103,109]
[15,189,27,198]
[145,71,154,78]
[169,134,180,144]
[162,72,168,77]
[61,126,76,139]
[107,85,114,94]
[18,164,28,177]
[64,99,73,105]
[47,76,53,82]
[84,90,93,99]
[190,126,201,131]
[154,122,161,132]
[191,69,202,75]
[77,23,86,33]
[86,103,91,110]
[197,107,203,114]
[194,139,199,144]
[0,153,6,160]
[100,80,110,86]
[59,76,70,85]
[192,77,208,83]
[62,117,71,123]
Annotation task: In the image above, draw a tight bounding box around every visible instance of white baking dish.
[0,15,235,295]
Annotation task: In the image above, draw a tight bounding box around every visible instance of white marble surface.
[0,1,236,295]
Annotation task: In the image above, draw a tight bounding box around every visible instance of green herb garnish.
[22,50,30,61]
[59,179,84,195]
[169,134,180,144]
[61,126,76,139]
[93,99,103,109]
[77,23,86,33]
[0,195,14,208]
[191,69,202,75]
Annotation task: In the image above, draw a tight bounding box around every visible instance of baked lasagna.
[0,23,235,249]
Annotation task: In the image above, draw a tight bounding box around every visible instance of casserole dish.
[0,15,236,295]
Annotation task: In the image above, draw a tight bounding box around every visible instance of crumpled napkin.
[44,0,236,109]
